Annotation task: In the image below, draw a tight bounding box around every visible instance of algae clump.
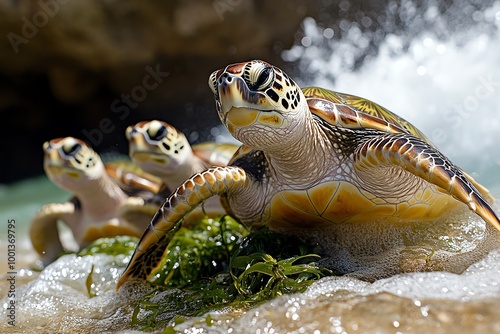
[78,216,332,332]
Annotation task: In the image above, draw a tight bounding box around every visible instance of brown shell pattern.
[301,86,430,142]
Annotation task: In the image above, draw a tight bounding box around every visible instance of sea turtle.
[117,60,500,288]
[126,120,239,220]
[126,120,238,192]
[30,137,162,265]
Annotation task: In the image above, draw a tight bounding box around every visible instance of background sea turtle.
[117,60,500,288]
[126,119,239,219]
[31,137,162,265]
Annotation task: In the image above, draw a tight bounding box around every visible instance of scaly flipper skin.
[116,166,248,289]
[460,170,495,204]
[30,202,74,265]
[355,133,500,230]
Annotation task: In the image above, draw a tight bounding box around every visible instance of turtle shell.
[302,87,430,143]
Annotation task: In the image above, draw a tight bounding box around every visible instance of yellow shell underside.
[265,181,462,229]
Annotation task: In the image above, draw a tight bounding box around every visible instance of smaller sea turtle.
[30,137,162,265]
[117,60,500,288]
[126,120,239,219]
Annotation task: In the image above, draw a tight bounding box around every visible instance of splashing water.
[283,1,500,187]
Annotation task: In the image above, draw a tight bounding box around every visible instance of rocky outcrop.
[0,0,315,183]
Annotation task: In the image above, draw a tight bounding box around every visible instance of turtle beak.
[218,76,244,116]
[125,125,136,141]
[44,148,65,167]
[217,74,275,116]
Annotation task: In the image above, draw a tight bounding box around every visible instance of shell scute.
[321,182,379,223]
[280,190,320,216]
[306,181,340,215]
[268,194,330,229]
[304,87,419,138]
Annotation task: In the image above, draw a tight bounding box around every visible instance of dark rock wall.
[1,0,316,183]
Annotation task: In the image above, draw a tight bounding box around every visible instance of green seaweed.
[78,235,139,257]
[150,215,248,288]
[78,216,333,332]
[130,225,333,331]
[85,264,97,298]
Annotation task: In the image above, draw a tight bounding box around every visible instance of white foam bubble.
[0,253,152,333]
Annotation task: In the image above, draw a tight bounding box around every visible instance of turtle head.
[209,60,308,151]
[126,120,192,177]
[43,137,104,191]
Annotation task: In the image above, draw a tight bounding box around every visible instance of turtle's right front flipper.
[116,166,248,289]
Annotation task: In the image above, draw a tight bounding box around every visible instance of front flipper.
[354,133,500,231]
[461,170,495,204]
[30,202,75,265]
[116,166,248,289]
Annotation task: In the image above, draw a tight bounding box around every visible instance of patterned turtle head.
[126,120,192,177]
[43,137,104,191]
[209,60,308,151]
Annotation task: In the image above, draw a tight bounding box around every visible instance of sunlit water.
[2,1,500,333]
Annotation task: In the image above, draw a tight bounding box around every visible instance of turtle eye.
[245,62,275,91]
[254,67,274,91]
[63,142,81,156]
[148,124,167,141]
